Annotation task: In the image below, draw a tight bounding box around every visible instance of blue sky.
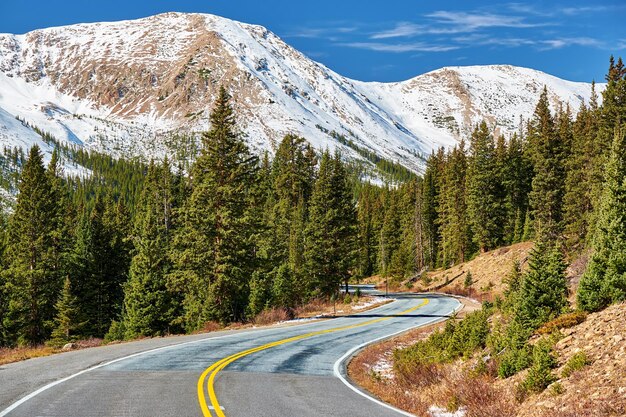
[0,1,624,82]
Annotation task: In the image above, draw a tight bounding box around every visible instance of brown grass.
[0,346,57,365]
[0,337,103,365]
[348,298,500,416]
[536,311,587,335]
[253,308,293,325]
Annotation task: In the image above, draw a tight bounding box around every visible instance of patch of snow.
[353,296,390,310]
[429,405,466,417]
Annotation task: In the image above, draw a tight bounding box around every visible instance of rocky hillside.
[0,13,603,172]
[515,303,625,417]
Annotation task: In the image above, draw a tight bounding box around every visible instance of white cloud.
[340,41,459,53]
[540,37,604,50]
[426,10,544,30]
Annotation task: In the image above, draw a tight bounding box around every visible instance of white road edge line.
[333,297,464,417]
[0,296,397,416]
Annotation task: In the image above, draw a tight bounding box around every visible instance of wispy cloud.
[287,25,359,39]
[288,4,617,59]
[340,41,459,53]
[370,9,548,40]
[540,37,605,50]
[426,10,545,30]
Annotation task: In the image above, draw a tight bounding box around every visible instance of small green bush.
[344,293,352,304]
[104,320,126,343]
[561,351,591,377]
[488,320,533,378]
[550,382,564,395]
[521,339,557,394]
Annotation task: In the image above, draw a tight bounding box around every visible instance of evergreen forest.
[1,56,625,348]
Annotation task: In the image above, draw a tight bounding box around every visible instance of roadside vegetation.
[349,56,626,417]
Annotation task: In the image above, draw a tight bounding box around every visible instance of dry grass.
[347,298,503,416]
[417,241,534,298]
[253,308,293,325]
[536,311,587,335]
[0,337,103,366]
[0,345,57,365]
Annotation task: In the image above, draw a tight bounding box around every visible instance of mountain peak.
[0,13,603,173]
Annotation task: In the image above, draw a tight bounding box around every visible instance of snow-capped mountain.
[0,12,603,172]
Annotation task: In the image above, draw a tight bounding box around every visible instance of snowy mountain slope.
[0,12,605,172]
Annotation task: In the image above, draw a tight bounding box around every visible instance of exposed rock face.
[0,13,603,171]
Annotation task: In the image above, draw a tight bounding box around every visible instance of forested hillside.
[0,56,625,350]
[351,56,626,417]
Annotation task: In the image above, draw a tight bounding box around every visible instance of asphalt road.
[0,293,461,417]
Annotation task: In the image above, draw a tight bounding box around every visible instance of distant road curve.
[1,293,460,417]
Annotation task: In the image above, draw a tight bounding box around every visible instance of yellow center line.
[197,298,430,417]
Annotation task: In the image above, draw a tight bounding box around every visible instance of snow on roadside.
[352,296,390,310]
[428,405,466,417]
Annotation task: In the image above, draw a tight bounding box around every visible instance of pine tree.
[422,150,443,267]
[2,146,60,345]
[466,122,505,252]
[577,128,626,311]
[49,277,84,347]
[563,100,598,250]
[515,241,568,329]
[528,87,567,242]
[272,263,295,309]
[169,86,259,328]
[356,182,377,278]
[438,141,471,266]
[121,161,177,338]
[504,133,532,243]
[464,271,473,297]
[304,151,357,298]
[266,135,317,299]
[380,189,401,276]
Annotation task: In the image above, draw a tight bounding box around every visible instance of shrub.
[536,311,587,335]
[561,351,591,377]
[344,293,352,304]
[488,320,533,378]
[394,308,492,379]
[520,338,557,394]
[253,307,293,325]
[104,320,126,343]
[550,382,564,395]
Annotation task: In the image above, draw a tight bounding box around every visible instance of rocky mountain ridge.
[0,12,604,172]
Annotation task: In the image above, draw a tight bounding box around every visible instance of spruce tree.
[528,87,567,242]
[466,122,504,252]
[504,133,532,243]
[121,161,177,338]
[563,100,598,250]
[438,141,471,266]
[577,128,626,311]
[2,146,59,345]
[515,241,568,329]
[169,86,259,328]
[422,150,443,267]
[304,151,356,297]
[49,277,84,347]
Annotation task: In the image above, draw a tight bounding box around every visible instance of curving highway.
[0,293,460,417]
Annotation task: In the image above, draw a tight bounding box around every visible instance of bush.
[395,308,492,379]
[536,311,587,335]
[520,338,557,394]
[561,351,591,377]
[488,320,533,378]
[104,320,126,343]
[253,307,293,325]
[344,293,352,304]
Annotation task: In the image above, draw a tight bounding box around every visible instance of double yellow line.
[197,298,429,417]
